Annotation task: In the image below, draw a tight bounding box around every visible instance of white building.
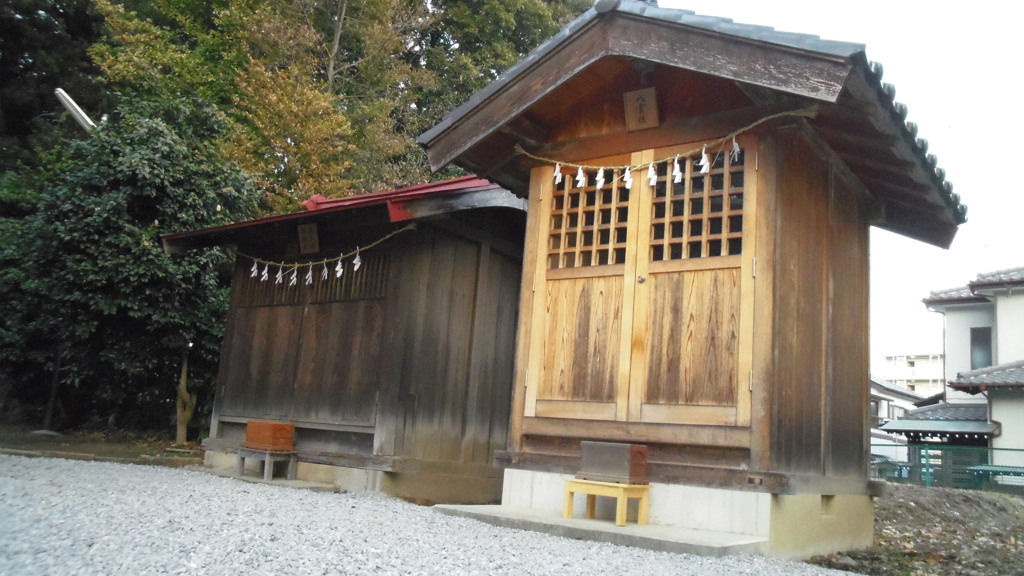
[878,354,945,397]
[884,266,1024,481]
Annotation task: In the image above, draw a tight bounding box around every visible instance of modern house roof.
[923,265,1024,308]
[949,360,1024,394]
[161,176,523,254]
[417,0,965,248]
[871,377,924,404]
[881,402,998,439]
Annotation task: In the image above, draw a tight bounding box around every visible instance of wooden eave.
[418,3,965,248]
[160,177,524,254]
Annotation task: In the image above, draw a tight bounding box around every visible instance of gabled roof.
[418,0,965,248]
[922,285,988,307]
[970,266,1024,296]
[161,176,523,254]
[950,360,1024,394]
[923,265,1024,308]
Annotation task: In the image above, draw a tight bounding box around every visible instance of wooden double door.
[523,141,755,427]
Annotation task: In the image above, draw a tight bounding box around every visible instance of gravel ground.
[0,455,852,576]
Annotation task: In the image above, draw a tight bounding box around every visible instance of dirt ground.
[2,425,1022,575]
[0,423,203,467]
[809,483,1024,576]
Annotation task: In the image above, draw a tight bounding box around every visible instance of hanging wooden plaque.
[624,87,659,131]
[297,223,320,254]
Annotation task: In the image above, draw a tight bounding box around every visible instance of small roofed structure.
[162,177,526,503]
[881,402,997,444]
[418,0,965,558]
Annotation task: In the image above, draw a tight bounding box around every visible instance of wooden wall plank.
[538,276,623,404]
[750,134,778,471]
[643,268,740,406]
[825,168,870,476]
[771,128,828,474]
[510,166,550,445]
[292,301,382,425]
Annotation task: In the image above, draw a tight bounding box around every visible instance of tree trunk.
[327,0,348,90]
[175,344,197,445]
[43,342,63,431]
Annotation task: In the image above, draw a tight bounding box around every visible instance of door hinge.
[755,151,759,171]
[752,257,757,278]
[749,371,753,392]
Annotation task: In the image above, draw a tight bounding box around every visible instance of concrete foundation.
[501,468,873,559]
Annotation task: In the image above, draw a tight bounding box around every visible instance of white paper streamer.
[305,265,313,286]
[595,168,605,191]
[647,163,657,186]
[575,166,586,188]
[731,137,741,162]
[321,263,329,281]
[250,261,258,277]
[554,163,562,185]
[261,264,269,282]
[698,145,711,174]
[672,156,682,183]
[274,266,283,284]
[353,251,362,272]
[622,166,632,189]
[335,259,344,278]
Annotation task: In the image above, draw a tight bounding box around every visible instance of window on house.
[970,327,992,370]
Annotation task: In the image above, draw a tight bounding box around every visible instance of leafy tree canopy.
[0,98,257,429]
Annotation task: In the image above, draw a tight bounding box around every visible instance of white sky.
[658,0,1024,373]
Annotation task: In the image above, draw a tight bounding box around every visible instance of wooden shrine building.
[417,0,966,557]
[162,177,525,503]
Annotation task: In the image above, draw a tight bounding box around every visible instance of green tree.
[0,98,256,438]
[0,0,109,172]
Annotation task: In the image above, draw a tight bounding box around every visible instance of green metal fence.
[870,444,1024,494]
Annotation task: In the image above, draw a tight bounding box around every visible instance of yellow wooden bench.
[563,478,649,527]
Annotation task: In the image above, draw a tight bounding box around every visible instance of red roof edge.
[301,175,498,213]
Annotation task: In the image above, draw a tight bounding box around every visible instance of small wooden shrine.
[162,177,526,503]
[417,0,964,557]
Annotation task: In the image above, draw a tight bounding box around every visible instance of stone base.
[204,449,503,504]
[502,468,873,559]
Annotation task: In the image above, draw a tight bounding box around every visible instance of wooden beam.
[521,417,752,448]
[606,14,852,103]
[534,102,817,165]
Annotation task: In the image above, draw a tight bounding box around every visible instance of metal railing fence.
[870,444,1024,494]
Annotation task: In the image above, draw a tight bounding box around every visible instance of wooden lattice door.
[524,140,755,427]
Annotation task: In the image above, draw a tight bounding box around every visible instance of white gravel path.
[0,455,852,576]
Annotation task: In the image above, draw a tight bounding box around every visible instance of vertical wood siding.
[539,276,623,403]
[770,130,869,476]
[388,227,520,464]
[214,220,522,467]
[644,267,740,406]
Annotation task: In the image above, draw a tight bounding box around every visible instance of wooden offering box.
[242,420,295,452]
[576,441,649,485]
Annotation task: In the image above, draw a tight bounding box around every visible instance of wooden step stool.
[563,478,650,527]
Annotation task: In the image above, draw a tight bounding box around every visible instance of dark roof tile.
[950,360,1024,390]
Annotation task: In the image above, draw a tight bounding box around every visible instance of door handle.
[637,275,646,284]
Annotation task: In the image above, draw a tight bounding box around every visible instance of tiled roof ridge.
[957,359,1024,379]
[971,265,1024,286]
[905,401,987,421]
